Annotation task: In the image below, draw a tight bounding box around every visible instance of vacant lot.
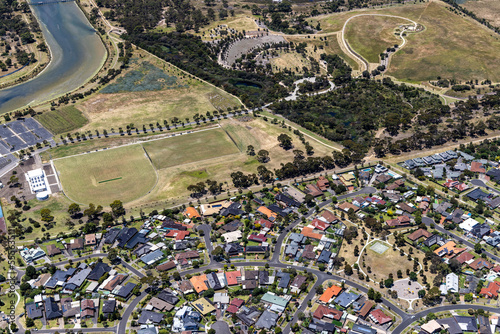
[312,1,500,82]
[345,16,408,63]
[75,51,241,133]
[54,145,157,204]
[35,106,88,135]
[142,128,240,169]
[270,51,317,74]
[462,0,500,26]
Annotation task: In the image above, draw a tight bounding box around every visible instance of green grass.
[35,106,88,135]
[54,144,157,204]
[142,129,240,169]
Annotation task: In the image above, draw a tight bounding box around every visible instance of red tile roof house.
[310,218,330,231]
[321,210,340,224]
[385,215,411,228]
[407,228,432,241]
[165,230,190,241]
[313,305,343,322]
[316,176,330,191]
[480,281,500,298]
[225,270,241,286]
[470,161,486,174]
[369,309,392,325]
[469,258,493,270]
[81,299,95,318]
[248,234,267,243]
[456,252,475,264]
[254,218,273,229]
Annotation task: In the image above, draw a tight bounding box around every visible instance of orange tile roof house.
[480,281,500,298]
[313,305,343,321]
[184,207,201,219]
[301,226,323,240]
[316,176,330,191]
[408,229,432,241]
[470,161,486,174]
[225,270,241,286]
[434,241,459,257]
[319,285,342,303]
[257,206,277,221]
[190,274,208,293]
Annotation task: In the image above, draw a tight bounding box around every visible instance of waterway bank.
[0,1,106,114]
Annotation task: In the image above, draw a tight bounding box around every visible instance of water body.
[0,2,106,113]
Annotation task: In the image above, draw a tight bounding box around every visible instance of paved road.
[471,179,500,195]
[117,290,148,334]
[392,304,500,334]
[422,217,500,263]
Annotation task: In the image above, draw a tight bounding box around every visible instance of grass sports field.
[54,145,157,204]
[310,1,500,82]
[35,106,88,135]
[142,128,240,169]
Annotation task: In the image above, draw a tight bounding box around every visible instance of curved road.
[341,14,418,72]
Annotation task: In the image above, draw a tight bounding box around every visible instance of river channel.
[0,1,106,113]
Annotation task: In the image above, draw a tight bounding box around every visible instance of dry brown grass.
[462,0,500,26]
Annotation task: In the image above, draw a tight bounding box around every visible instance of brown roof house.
[67,238,84,250]
[316,176,330,191]
[305,184,323,197]
[85,234,97,246]
[408,228,432,241]
[178,280,194,295]
[46,244,61,257]
[103,274,127,291]
[156,261,176,272]
[81,299,95,318]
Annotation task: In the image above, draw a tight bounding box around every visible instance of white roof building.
[459,218,479,232]
[446,273,458,293]
[26,169,47,193]
[222,230,242,243]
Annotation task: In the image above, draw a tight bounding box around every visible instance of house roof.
[357,300,374,318]
[138,310,164,324]
[26,303,43,319]
[370,309,392,324]
[261,292,289,307]
[225,270,241,286]
[301,226,323,240]
[290,275,307,290]
[165,230,190,240]
[156,261,176,271]
[149,297,174,311]
[88,262,111,281]
[469,258,493,270]
[192,297,216,315]
[334,291,359,308]
[175,250,199,261]
[190,274,208,293]
[255,310,279,329]
[116,282,136,298]
[408,228,432,241]
[102,299,116,314]
[313,305,343,320]
[184,207,200,219]
[103,274,127,291]
[46,244,62,256]
[470,161,486,173]
[178,280,194,294]
[321,210,340,223]
[310,219,330,231]
[319,285,342,303]
[257,206,277,220]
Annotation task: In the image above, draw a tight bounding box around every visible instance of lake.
[0,2,106,113]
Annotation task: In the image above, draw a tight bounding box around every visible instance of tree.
[25,265,37,279]
[67,203,81,217]
[374,291,382,302]
[203,288,215,298]
[277,133,293,150]
[26,318,35,327]
[40,208,54,222]
[367,288,375,300]
[110,200,125,217]
[246,145,255,156]
[474,242,482,253]
[316,285,324,295]
[107,248,119,263]
[345,264,353,275]
[257,150,270,163]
